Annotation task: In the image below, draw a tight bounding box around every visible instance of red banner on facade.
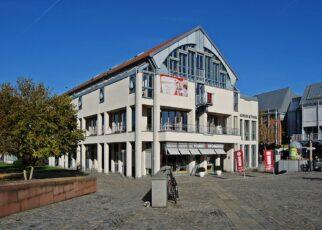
[264,150,274,172]
[234,150,244,173]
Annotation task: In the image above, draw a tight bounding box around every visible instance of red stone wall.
[0,176,96,218]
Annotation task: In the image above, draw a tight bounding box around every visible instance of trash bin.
[151,168,168,208]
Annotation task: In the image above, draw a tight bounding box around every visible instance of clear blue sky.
[0,0,321,96]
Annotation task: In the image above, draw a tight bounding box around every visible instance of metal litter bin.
[151,166,169,207]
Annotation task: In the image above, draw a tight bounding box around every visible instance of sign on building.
[160,74,188,97]
[234,150,244,173]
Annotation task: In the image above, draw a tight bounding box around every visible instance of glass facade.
[164,45,231,89]
[160,110,188,131]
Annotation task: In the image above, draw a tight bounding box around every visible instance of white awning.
[214,148,226,155]
[179,149,190,155]
[167,148,181,155]
[189,149,201,155]
[199,149,216,155]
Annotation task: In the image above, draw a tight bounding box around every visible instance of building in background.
[48,26,259,177]
[255,88,297,148]
[291,82,322,156]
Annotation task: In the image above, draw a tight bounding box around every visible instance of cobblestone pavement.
[1,171,322,229]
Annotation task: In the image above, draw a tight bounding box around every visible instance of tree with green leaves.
[0,78,84,166]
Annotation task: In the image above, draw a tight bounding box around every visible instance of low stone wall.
[0,176,96,218]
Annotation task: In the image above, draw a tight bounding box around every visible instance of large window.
[164,45,231,89]
[160,110,188,131]
[142,73,153,98]
[245,120,250,140]
[129,75,135,94]
[240,119,243,140]
[252,121,257,140]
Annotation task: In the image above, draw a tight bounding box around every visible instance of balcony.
[159,123,239,136]
[196,93,213,107]
[110,124,126,134]
[291,133,322,142]
[87,126,97,136]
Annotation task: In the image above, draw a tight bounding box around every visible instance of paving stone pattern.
[0,172,321,229]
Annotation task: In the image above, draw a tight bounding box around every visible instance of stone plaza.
[1,171,321,229]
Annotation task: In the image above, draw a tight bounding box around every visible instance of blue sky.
[0,0,321,96]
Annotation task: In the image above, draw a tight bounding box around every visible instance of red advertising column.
[234,150,244,173]
[264,150,274,172]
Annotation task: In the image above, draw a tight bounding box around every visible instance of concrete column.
[142,148,146,176]
[119,149,125,174]
[117,143,123,174]
[64,153,69,168]
[199,112,208,133]
[71,157,76,169]
[97,143,102,172]
[97,113,102,135]
[188,109,196,132]
[223,148,235,172]
[48,157,54,166]
[126,106,132,132]
[111,145,115,173]
[104,143,109,173]
[215,156,222,175]
[255,144,259,167]
[59,156,64,167]
[126,141,132,177]
[135,72,143,178]
[105,112,110,134]
[76,145,81,167]
[153,74,160,174]
[81,144,86,171]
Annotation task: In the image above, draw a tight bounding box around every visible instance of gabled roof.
[66,31,183,95]
[67,26,238,95]
[255,87,297,113]
[300,82,322,104]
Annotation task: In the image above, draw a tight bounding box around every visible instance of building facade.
[49,27,258,177]
[291,82,322,144]
[255,88,297,146]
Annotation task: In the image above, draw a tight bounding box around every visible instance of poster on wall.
[234,150,244,173]
[160,74,188,97]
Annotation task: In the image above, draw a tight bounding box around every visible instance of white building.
[49,27,258,177]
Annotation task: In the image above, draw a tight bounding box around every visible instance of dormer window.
[78,96,82,110]
[99,87,104,103]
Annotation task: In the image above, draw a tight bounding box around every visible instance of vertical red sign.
[234,150,244,173]
[264,150,274,172]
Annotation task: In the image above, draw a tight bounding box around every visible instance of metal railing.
[87,127,97,136]
[196,94,212,107]
[159,123,240,136]
[110,124,127,134]
[292,133,322,142]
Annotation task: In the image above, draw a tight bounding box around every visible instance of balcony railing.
[291,133,322,142]
[159,123,240,136]
[196,93,213,107]
[87,126,97,136]
[110,124,126,134]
